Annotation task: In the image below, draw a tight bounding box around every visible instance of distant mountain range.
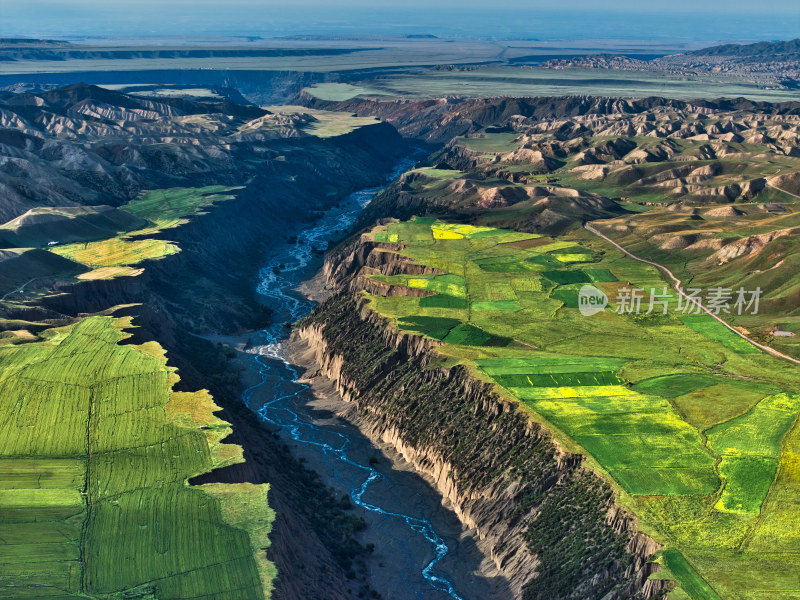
[542,38,800,90]
[689,38,800,58]
[0,38,72,47]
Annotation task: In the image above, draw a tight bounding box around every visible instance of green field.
[419,294,469,309]
[48,187,237,272]
[661,550,722,600]
[715,457,777,514]
[0,316,275,598]
[0,188,238,294]
[632,374,720,398]
[680,316,761,355]
[124,186,237,232]
[455,133,522,154]
[264,105,382,137]
[362,217,800,599]
[50,236,180,267]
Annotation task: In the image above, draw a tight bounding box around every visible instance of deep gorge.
[293,234,668,599]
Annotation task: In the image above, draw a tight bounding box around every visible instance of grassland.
[0,185,274,596]
[50,236,179,267]
[124,185,237,232]
[659,549,722,600]
[48,186,237,271]
[397,112,800,363]
[0,249,87,297]
[303,83,390,101]
[0,206,146,249]
[361,217,800,600]
[530,136,800,362]
[76,266,145,280]
[264,105,383,138]
[455,133,522,154]
[0,315,274,599]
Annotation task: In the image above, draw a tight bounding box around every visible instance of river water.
[240,165,485,599]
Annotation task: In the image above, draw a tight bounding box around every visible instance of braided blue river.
[240,162,474,600]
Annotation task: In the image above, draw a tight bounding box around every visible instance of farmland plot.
[0,316,274,599]
[361,218,800,600]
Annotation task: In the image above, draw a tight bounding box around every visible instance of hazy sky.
[2,0,799,41]
[5,0,798,8]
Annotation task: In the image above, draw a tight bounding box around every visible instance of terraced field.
[0,315,274,599]
[361,217,800,600]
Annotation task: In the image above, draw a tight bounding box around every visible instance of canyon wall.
[296,237,670,600]
[3,119,408,600]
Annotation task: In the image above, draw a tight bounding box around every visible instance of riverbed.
[235,169,509,599]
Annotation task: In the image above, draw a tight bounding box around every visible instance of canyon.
[1,81,799,600]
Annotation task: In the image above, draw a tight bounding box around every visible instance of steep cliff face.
[297,240,669,600]
[111,301,361,600]
[136,121,408,332]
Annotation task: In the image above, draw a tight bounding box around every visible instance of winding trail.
[766,181,800,201]
[0,277,37,303]
[242,163,467,600]
[584,223,800,366]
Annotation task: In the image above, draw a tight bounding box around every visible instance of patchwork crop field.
[0,316,274,599]
[362,217,800,600]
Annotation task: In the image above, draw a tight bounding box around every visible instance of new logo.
[578,285,608,316]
